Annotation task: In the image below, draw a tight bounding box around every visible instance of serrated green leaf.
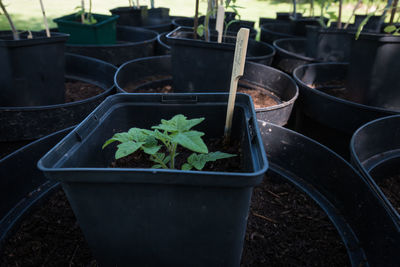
[384,25,397,34]
[163,155,171,164]
[152,115,204,133]
[115,141,144,159]
[172,131,208,154]
[153,129,171,143]
[155,152,165,161]
[187,152,236,170]
[142,145,161,155]
[102,132,133,149]
[182,163,193,170]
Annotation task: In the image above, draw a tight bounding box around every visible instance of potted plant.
[38,93,268,266]
[0,0,69,107]
[109,0,148,26]
[54,0,119,44]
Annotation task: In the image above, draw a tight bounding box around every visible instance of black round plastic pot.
[142,17,173,33]
[305,25,352,62]
[0,31,69,107]
[292,62,399,157]
[346,33,400,111]
[171,18,258,39]
[110,6,148,26]
[259,13,303,27]
[65,26,158,66]
[0,126,73,246]
[260,22,296,44]
[351,115,400,227]
[115,55,298,126]
[0,53,116,142]
[3,121,399,266]
[258,121,400,267]
[272,38,318,74]
[290,16,328,36]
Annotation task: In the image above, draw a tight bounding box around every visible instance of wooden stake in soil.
[224,28,250,143]
[39,0,51,37]
[216,6,225,43]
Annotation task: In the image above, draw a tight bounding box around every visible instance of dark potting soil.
[376,174,400,214]
[112,137,243,172]
[309,81,359,103]
[0,174,350,266]
[124,78,281,109]
[0,80,103,160]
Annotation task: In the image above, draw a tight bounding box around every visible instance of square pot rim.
[0,31,69,47]
[37,93,269,184]
[54,13,119,28]
[166,26,236,51]
[109,6,148,13]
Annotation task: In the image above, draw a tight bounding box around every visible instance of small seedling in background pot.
[76,0,97,25]
[0,0,19,40]
[103,114,235,171]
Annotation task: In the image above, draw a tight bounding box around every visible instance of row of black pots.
[114,55,298,126]
[1,114,399,266]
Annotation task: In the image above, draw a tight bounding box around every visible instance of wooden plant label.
[216,5,225,43]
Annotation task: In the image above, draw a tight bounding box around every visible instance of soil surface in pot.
[124,76,281,109]
[0,174,350,266]
[0,80,103,160]
[376,174,400,214]
[308,81,359,103]
[112,137,243,172]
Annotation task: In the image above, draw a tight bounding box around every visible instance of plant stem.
[81,0,85,23]
[344,0,361,29]
[136,0,140,9]
[310,0,314,17]
[89,0,92,19]
[150,0,154,9]
[151,155,169,169]
[170,143,177,169]
[0,0,19,40]
[194,0,199,39]
[292,0,297,19]
[390,0,398,24]
[39,0,51,37]
[338,0,343,29]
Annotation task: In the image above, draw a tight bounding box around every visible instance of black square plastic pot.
[166,27,236,92]
[148,7,170,19]
[110,6,148,26]
[38,93,268,266]
[0,31,68,107]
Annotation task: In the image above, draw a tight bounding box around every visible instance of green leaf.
[153,129,171,143]
[172,131,208,154]
[142,145,161,155]
[163,155,171,164]
[187,152,236,170]
[102,132,133,149]
[182,163,193,171]
[152,164,163,169]
[115,141,144,159]
[152,114,204,133]
[355,13,374,40]
[384,25,397,34]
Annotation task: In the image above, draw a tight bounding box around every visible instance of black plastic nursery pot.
[148,7,170,19]
[290,16,329,36]
[354,14,383,32]
[272,38,318,74]
[54,13,119,45]
[37,93,268,266]
[258,121,400,267]
[0,31,69,107]
[115,55,298,126]
[0,53,116,142]
[305,25,353,62]
[65,25,158,66]
[0,126,74,245]
[156,32,170,55]
[346,33,400,111]
[110,6,148,26]
[166,27,273,93]
[351,115,400,227]
[163,26,275,64]
[293,62,400,157]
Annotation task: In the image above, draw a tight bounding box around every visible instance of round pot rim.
[0,53,116,111]
[273,38,318,62]
[260,22,296,38]
[292,62,400,114]
[115,55,298,113]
